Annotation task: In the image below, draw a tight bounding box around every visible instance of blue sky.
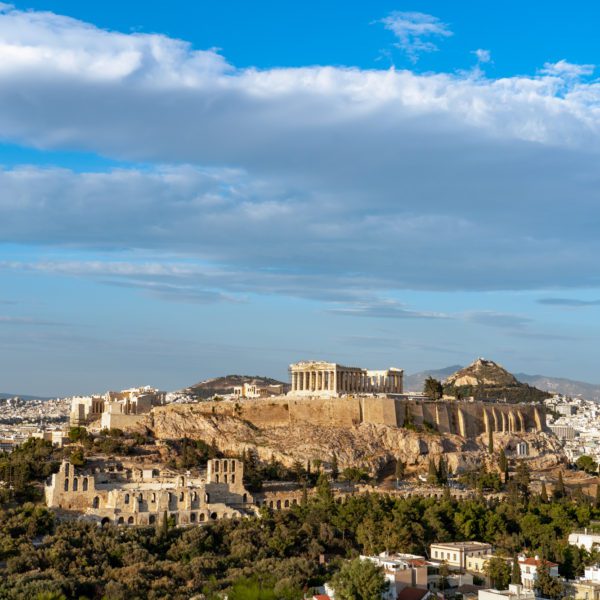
[1,1,600,395]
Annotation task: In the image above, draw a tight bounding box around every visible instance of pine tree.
[511,556,522,585]
[554,471,565,499]
[540,481,548,502]
[437,456,447,484]
[330,452,339,481]
[427,458,439,485]
[499,448,508,473]
[488,428,494,454]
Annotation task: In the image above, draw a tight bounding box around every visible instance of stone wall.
[153,396,546,438]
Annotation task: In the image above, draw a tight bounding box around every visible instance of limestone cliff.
[138,403,563,476]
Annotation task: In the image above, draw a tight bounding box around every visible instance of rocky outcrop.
[138,403,563,476]
[446,358,519,388]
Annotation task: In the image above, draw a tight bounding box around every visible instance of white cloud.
[540,59,595,78]
[378,11,453,62]
[0,8,600,299]
[472,48,491,63]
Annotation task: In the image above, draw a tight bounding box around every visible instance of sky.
[1,1,600,396]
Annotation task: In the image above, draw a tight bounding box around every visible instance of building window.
[82,478,88,492]
[64,478,69,492]
[231,474,235,484]
[73,478,78,491]
[124,494,130,504]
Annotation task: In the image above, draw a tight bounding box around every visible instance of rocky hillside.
[183,375,289,399]
[443,358,550,403]
[139,403,563,476]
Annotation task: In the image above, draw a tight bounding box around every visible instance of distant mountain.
[405,362,600,401]
[515,373,600,401]
[404,365,463,392]
[0,393,51,401]
[184,374,289,399]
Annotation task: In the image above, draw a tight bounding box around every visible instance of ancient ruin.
[45,458,252,526]
[289,360,403,397]
[69,386,166,430]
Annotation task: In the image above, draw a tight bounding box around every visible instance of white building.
[569,531,600,553]
[518,555,559,590]
[478,584,534,600]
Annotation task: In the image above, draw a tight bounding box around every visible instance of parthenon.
[289,360,403,397]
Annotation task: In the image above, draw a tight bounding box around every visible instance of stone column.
[331,370,336,393]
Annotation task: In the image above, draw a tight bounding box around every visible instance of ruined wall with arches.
[45,460,253,527]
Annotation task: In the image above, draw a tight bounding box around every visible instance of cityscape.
[2,1,600,599]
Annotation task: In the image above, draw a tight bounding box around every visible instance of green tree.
[330,558,388,600]
[535,560,564,600]
[554,471,566,499]
[330,453,339,481]
[423,377,443,401]
[488,428,494,454]
[540,481,548,502]
[395,458,406,484]
[576,455,598,474]
[438,560,450,591]
[427,458,439,485]
[498,448,508,473]
[511,557,522,585]
[485,557,511,589]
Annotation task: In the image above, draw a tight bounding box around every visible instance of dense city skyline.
[2,1,600,395]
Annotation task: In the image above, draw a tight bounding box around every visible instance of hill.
[515,373,600,401]
[442,358,550,403]
[184,374,289,399]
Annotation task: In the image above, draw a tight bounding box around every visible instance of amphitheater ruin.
[46,458,252,526]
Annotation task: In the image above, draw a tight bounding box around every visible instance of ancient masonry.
[69,386,166,430]
[174,394,545,438]
[289,360,403,397]
[45,458,252,526]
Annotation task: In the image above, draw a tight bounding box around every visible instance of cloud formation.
[538,298,600,307]
[0,6,599,304]
[378,11,453,62]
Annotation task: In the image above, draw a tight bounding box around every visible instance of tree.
[330,558,388,600]
[498,448,508,474]
[515,461,530,501]
[438,560,450,591]
[540,481,548,503]
[535,560,564,600]
[554,471,566,499]
[427,458,439,485]
[485,557,511,590]
[437,456,448,485]
[395,458,406,484]
[576,455,598,474]
[330,453,339,481]
[423,377,443,401]
[488,428,494,454]
[511,557,522,585]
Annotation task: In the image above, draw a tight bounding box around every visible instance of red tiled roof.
[519,558,558,567]
[313,596,331,600]
[397,587,430,600]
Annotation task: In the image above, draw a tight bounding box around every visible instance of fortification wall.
[148,396,545,439]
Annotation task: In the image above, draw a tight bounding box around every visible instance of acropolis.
[289,360,403,397]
